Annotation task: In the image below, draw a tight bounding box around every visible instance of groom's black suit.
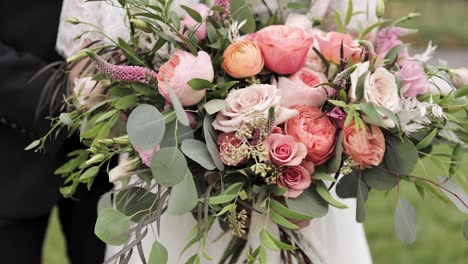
[0,1,110,263]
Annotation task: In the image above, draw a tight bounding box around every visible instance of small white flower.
[228,20,246,42]
[108,156,139,183]
[413,41,437,63]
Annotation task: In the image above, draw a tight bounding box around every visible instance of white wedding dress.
[57,1,376,263]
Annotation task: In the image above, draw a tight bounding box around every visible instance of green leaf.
[187,78,213,90]
[127,104,165,150]
[286,187,328,218]
[384,44,403,63]
[384,136,418,175]
[117,38,145,65]
[360,102,384,127]
[356,176,367,223]
[231,0,256,34]
[95,109,119,123]
[151,147,187,187]
[376,106,402,131]
[454,85,468,98]
[203,115,225,170]
[336,171,359,199]
[464,220,468,241]
[327,131,343,173]
[180,5,203,23]
[449,144,463,178]
[167,169,198,215]
[362,166,398,191]
[287,2,307,10]
[394,197,417,244]
[313,172,337,182]
[181,139,216,170]
[115,187,157,222]
[206,22,218,43]
[415,128,438,150]
[270,211,300,229]
[79,166,100,182]
[148,240,168,264]
[345,0,353,25]
[270,200,312,221]
[204,99,226,115]
[208,194,237,205]
[260,229,280,251]
[159,119,194,147]
[59,113,74,126]
[334,11,345,33]
[316,181,348,209]
[166,82,190,126]
[94,208,131,246]
[438,176,468,214]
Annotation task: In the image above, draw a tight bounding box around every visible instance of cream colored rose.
[452,67,468,88]
[350,62,400,127]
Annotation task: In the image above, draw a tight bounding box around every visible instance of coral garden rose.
[342,122,386,168]
[217,132,247,166]
[222,40,264,78]
[452,67,468,88]
[73,77,108,107]
[179,3,211,42]
[212,84,298,133]
[255,25,313,74]
[277,68,330,108]
[316,32,361,65]
[157,50,214,106]
[285,106,337,165]
[264,133,307,167]
[134,145,160,167]
[277,161,314,198]
[396,59,429,97]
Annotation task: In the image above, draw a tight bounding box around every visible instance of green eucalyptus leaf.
[204,99,226,115]
[151,147,187,187]
[415,128,438,150]
[286,187,328,218]
[384,136,418,175]
[181,139,216,170]
[336,171,359,199]
[360,102,384,127]
[180,5,203,23]
[270,211,300,230]
[127,104,165,150]
[160,119,194,148]
[203,115,225,170]
[94,208,131,246]
[166,83,190,126]
[115,187,157,222]
[394,197,417,244]
[316,181,348,209]
[167,169,198,215]
[362,166,398,191]
[313,172,337,182]
[355,72,369,102]
[270,200,312,221]
[148,240,168,264]
[328,131,343,173]
[356,176,367,223]
[438,176,468,214]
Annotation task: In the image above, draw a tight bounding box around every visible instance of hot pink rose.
[212,84,298,133]
[180,4,211,42]
[134,145,160,167]
[217,133,247,166]
[255,25,313,74]
[264,134,307,167]
[396,60,429,97]
[157,50,214,106]
[316,32,361,65]
[285,106,337,165]
[277,161,314,198]
[376,27,410,59]
[342,122,385,169]
[277,68,330,108]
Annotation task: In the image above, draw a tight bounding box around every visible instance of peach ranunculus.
[396,59,429,97]
[277,68,330,108]
[342,122,386,169]
[255,25,313,74]
[179,3,211,42]
[212,84,298,133]
[277,161,314,198]
[285,106,337,165]
[157,50,214,106]
[316,32,361,65]
[222,40,264,78]
[264,133,307,167]
[217,132,248,166]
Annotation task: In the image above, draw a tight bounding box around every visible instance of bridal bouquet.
[31,0,468,263]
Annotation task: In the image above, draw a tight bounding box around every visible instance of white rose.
[350,62,400,127]
[452,67,468,88]
[73,77,108,107]
[212,84,298,133]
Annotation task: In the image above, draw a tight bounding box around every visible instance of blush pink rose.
[179,4,211,42]
[212,84,298,133]
[157,50,214,106]
[264,134,307,167]
[285,106,337,165]
[277,68,330,108]
[396,60,429,97]
[217,132,247,166]
[342,122,385,169]
[316,32,361,65]
[277,161,314,198]
[255,25,313,74]
[134,145,160,167]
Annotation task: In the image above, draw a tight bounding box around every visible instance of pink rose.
[134,145,160,167]
[396,60,429,97]
[180,4,211,42]
[316,32,361,65]
[376,27,410,59]
[277,161,314,198]
[212,84,298,133]
[343,122,385,169]
[157,50,214,106]
[255,25,313,74]
[217,133,247,166]
[264,134,307,167]
[277,68,330,108]
[285,106,337,165]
